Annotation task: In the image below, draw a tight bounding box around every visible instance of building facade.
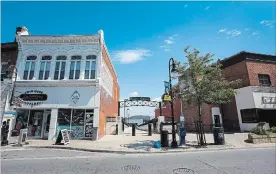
[155,51,276,132]
[9,27,119,140]
[1,42,18,123]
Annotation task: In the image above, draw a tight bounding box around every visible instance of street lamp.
[169,57,178,148]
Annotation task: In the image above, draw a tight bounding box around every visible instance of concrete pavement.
[1,147,275,174]
[5,127,275,153]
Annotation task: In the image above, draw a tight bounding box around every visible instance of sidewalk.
[5,128,276,153]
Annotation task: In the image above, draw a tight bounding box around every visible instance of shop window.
[39,56,52,80]
[54,56,67,80]
[85,109,94,138]
[84,55,96,79]
[240,109,258,123]
[23,56,37,80]
[69,55,81,80]
[12,110,29,136]
[258,74,271,86]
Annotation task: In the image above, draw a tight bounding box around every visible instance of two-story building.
[155,51,276,132]
[9,26,120,141]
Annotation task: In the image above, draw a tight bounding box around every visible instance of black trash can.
[160,130,169,147]
[213,127,225,145]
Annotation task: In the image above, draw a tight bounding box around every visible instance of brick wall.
[155,98,181,122]
[246,61,276,86]
[98,45,120,139]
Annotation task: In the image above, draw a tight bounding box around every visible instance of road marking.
[1,155,98,161]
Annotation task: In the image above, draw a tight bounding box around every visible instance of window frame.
[258,74,271,86]
[84,55,97,80]
[23,55,37,80]
[69,55,82,80]
[240,109,259,123]
[54,56,67,80]
[38,55,52,80]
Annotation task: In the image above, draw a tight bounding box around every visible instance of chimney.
[15,26,30,36]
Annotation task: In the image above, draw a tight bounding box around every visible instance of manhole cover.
[173,168,195,174]
[121,165,140,172]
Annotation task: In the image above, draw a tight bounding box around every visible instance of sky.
[1,1,276,118]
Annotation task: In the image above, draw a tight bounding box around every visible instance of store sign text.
[262,97,276,104]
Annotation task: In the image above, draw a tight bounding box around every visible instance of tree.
[175,46,240,123]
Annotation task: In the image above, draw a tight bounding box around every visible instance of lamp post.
[169,57,178,148]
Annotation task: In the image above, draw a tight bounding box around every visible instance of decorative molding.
[15,80,100,88]
[19,35,100,45]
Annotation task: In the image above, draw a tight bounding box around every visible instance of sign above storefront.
[71,91,80,104]
[17,90,48,107]
[262,97,276,104]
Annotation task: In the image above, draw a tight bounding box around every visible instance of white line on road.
[1,155,98,161]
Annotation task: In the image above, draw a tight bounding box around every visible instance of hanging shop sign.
[18,90,47,106]
[163,94,172,102]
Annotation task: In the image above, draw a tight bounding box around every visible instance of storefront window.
[28,110,44,137]
[85,109,94,138]
[12,109,29,136]
[70,109,85,139]
[241,109,258,123]
[56,109,71,137]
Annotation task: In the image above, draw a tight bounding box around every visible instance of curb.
[23,145,275,154]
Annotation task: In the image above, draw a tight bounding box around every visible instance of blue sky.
[1,1,275,117]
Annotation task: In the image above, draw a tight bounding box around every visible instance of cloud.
[218,28,241,39]
[205,6,210,10]
[164,39,174,44]
[160,34,178,52]
[244,28,250,31]
[129,92,139,97]
[218,28,227,33]
[260,20,276,28]
[184,4,188,8]
[249,31,261,38]
[112,49,151,64]
[152,97,161,102]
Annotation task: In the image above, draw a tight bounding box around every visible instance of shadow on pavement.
[121,140,154,151]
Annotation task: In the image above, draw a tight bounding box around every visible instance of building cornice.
[18,35,100,45]
[15,79,100,88]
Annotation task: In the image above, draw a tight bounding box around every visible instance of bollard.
[116,124,118,135]
[122,121,124,132]
[132,124,136,136]
[148,124,152,136]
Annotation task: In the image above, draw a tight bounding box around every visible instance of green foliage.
[269,126,276,133]
[250,126,269,135]
[175,46,240,115]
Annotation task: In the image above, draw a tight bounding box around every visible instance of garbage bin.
[213,127,225,145]
[160,130,169,147]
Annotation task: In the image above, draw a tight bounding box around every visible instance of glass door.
[42,110,51,140]
[28,110,44,139]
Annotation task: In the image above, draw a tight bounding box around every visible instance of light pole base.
[171,140,178,148]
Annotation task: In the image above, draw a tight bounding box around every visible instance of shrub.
[250,126,268,135]
[270,126,276,133]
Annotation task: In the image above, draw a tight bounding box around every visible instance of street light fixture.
[169,57,178,148]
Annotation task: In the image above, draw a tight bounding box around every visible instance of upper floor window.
[39,56,52,80]
[69,55,81,80]
[23,56,37,80]
[258,74,271,86]
[1,63,9,81]
[54,56,67,80]
[84,55,96,79]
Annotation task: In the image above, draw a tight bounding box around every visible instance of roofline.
[19,34,99,37]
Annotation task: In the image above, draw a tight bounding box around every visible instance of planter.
[248,133,276,144]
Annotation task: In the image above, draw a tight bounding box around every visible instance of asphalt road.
[1,147,276,174]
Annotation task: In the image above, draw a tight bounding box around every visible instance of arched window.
[69,55,81,80]
[39,55,52,80]
[23,55,37,80]
[54,56,67,80]
[84,55,96,79]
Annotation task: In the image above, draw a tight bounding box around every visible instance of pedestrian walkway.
[5,128,275,153]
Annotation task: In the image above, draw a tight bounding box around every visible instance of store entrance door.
[42,110,51,140]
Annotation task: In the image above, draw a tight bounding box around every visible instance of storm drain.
[121,165,141,172]
[173,168,195,174]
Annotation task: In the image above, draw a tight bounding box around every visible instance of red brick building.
[155,51,276,132]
